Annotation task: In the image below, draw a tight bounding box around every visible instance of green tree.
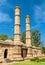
[0,34,8,40]
[42,47,45,54]
[20,30,41,46]
[9,37,14,41]
[31,30,41,47]
[20,32,26,43]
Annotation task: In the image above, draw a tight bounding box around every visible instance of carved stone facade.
[0,6,45,63]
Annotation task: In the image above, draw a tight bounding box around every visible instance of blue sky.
[0,0,45,45]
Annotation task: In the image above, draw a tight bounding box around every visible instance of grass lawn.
[9,61,45,65]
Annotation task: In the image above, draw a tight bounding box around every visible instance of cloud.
[34,2,45,24]
[0,0,13,8]
[31,24,40,29]
[0,12,12,22]
[32,1,45,29]
[0,0,7,6]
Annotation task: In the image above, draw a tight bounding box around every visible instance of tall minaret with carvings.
[26,15,32,60]
[14,6,20,44]
[26,15,31,46]
[14,6,23,61]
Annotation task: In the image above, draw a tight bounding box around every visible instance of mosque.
[0,6,45,63]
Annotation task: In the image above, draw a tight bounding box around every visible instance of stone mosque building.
[0,6,45,62]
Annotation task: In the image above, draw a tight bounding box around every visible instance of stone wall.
[0,43,45,62]
[0,44,24,62]
[0,44,14,62]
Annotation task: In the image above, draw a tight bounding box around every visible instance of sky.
[0,0,45,45]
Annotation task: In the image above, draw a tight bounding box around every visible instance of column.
[14,6,20,44]
[26,15,32,60]
[26,15,31,46]
[13,6,23,61]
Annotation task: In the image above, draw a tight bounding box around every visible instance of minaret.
[14,6,20,44]
[26,15,32,60]
[26,15,31,46]
[13,6,23,61]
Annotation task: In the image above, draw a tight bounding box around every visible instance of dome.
[4,39,13,44]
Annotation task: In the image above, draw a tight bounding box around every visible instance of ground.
[9,61,45,65]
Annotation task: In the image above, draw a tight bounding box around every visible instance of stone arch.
[4,49,8,58]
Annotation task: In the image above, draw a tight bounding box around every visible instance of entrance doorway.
[4,49,8,58]
[21,48,27,60]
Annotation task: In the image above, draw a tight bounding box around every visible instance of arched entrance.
[21,48,27,60]
[4,49,8,58]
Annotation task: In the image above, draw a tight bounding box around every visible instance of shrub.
[30,57,45,62]
[39,58,45,62]
[30,57,39,62]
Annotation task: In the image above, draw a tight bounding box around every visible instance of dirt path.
[0,61,20,65]
[0,60,28,65]
[0,63,8,65]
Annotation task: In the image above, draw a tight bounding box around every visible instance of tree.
[0,34,8,40]
[20,30,41,46]
[31,30,41,47]
[20,32,26,43]
[42,47,45,54]
[9,37,14,41]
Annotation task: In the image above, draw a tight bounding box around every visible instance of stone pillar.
[13,6,23,61]
[14,6,20,44]
[26,15,31,46]
[26,15,32,60]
